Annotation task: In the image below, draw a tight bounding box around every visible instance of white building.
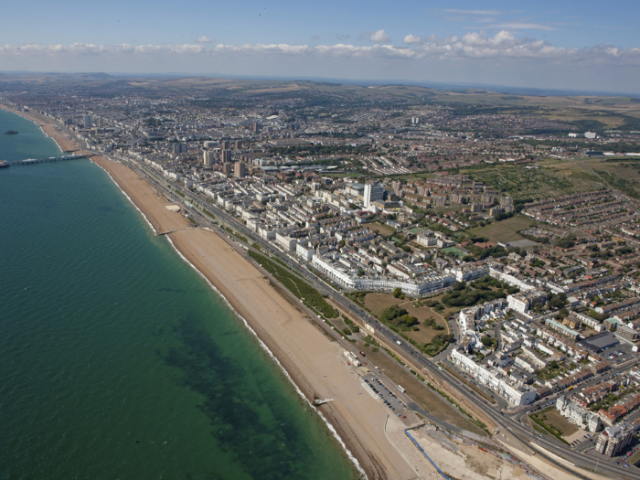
[275,233,297,252]
[203,150,215,167]
[296,243,315,262]
[364,183,384,208]
[556,395,602,432]
[450,348,537,406]
[507,289,548,314]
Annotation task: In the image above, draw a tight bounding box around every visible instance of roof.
[578,332,619,352]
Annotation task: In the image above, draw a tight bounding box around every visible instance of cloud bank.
[2,31,638,63]
[2,31,640,93]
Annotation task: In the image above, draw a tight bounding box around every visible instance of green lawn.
[467,215,532,243]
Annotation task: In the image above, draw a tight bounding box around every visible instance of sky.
[1,0,640,93]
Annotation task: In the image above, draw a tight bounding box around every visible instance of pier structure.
[2,154,91,167]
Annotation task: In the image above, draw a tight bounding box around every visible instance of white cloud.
[197,36,213,44]
[361,29,391,44]
[442,9,503,16]
[403,34,422,45]
[2,33,639,64]
[2,32,640,93]
[488,22,557,31]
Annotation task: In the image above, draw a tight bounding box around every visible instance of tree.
[555,234,576,249]
[393,287,402,298]
[548,293,567,310]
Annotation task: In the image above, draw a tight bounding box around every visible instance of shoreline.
[0,104,400,479]
[164,232,365,476]
[1,105,595,480]
[0,104,78,153]
[19,104,416,479]
[91,155,412,479]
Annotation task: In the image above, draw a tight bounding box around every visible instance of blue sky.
[1,0,639,93]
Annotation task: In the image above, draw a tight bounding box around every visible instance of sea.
[0,109,358,480]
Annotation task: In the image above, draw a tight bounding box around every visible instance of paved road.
[122,156,640,479]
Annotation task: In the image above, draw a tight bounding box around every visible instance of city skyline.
[2,1,640,93]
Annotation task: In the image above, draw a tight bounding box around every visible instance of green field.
[583,159,640,198]
[367,222,396,235]
[459,163,603,200]
[440,247,468,258]
[467,215,532,243]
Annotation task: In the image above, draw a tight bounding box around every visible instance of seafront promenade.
[6,104,618,480]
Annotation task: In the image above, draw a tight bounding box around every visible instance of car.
[402,415,406,419]
[359,351,366,357]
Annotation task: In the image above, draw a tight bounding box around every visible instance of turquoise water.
[0,109,357,480]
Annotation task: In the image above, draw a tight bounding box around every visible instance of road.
[116,154,640,479]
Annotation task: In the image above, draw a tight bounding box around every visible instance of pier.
[2,154,92,167]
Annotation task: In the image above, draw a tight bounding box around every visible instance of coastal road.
[123,156,640,479]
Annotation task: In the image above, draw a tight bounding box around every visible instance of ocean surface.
[0,109,357,480]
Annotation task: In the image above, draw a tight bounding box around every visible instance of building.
[595,425,634,456]
[577,332,618,353]
[222,163,233,175]
[364,183,384,208]
[507,290,548,315]
[221,150,232,163]
[450,347,537,406]
[275,233,297,252]
[83,114,92,128]
[173,143,187,154]
[416,233,437,247]
[545,319,581,340]
[203,150,215,167]
[234,162,246,178]
[501,196,514,213]
[556,395,602,432]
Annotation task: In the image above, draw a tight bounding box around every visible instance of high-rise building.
[235,140,243,149]
[173,143,187,154]
[83,115,92,128]
[221,150,232,163]
[234,162,246,178]
[363,183,385,208]
[203,150,215,167]
[595,425,634,456]
[501,196,514,213]
[222,163,233,175]
[221,140,230,150]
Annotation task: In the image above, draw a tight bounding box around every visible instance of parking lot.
[599,341,635,364]
[361,373,407,415]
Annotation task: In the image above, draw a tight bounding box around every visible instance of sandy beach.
[90,155,417,479]
[4,103,601,480]
[0,103,418,477]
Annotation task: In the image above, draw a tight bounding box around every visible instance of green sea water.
[0,109,358,480]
